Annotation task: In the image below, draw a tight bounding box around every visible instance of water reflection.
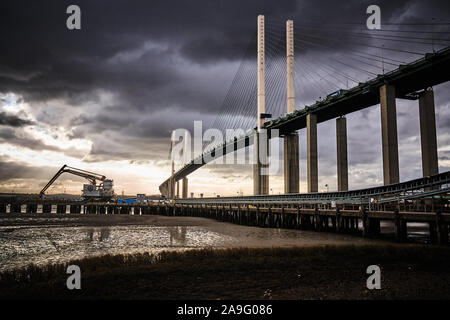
[168,226,187,245]
[86,228,111,243]
[0,215,386,272]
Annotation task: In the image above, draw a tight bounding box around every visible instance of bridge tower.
[182,177,188,198]
[307,113,318,192]
[169,131,176,199]
[168,167,175,199]
[253,15,269,195]
[380,84,400,185]
[182,130,190,198]
[284,19,300,194]
[336,116,349,191]
[419,88,439,177]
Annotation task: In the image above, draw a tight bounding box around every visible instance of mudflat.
[1,245,450,299]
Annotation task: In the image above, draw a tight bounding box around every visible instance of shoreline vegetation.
[1,244,450,299]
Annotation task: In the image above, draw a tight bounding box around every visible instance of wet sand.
[1,214,449,299]
[0,213,386,271]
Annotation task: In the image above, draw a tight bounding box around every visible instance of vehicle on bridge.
[326,89,348,100]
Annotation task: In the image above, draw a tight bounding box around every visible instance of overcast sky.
[1,0,449,196]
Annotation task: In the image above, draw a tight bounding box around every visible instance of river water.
[0,213,393,272]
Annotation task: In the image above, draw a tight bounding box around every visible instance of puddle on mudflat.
[0,213,387,271]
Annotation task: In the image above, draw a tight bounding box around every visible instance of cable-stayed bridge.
[160,16,450,202]
[2,17,450,246]
[0,16,450,244]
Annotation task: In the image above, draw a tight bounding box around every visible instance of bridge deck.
[161,46,450,189]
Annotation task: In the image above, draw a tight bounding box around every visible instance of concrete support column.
[284,134,299,193]
[419,88,439,177]
[286,20,295,114]
[257,15,265,132]
[168,177,175,199]
[182,177,188,198]
[283,19,299,194]
[253,132,269,195]
[307,114,318,193]
[176,181,180,198]
[253,15,269,195]
[380,84,399,185]
[168,131,176,199]
[336,117,348,191]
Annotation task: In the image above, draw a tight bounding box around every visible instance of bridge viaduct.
[160,15,450,200]
[1,17,449,248]
[2,170,449,245]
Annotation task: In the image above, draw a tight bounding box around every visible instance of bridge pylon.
[253,15,269,195]
[336,116,348,191]
[380,84,400,185]
[283,19,300,194]
[419,88,439,178]
[307,113,318,193]
[182,177,188,198]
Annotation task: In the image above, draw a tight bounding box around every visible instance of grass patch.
[1,244,450,299]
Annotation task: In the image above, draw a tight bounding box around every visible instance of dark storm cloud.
[0,112,34,127]
[1,0,449,165]
[0,0,431,106]
[0,157,96,190]
[0,159,53,181]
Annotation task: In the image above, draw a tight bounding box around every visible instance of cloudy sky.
[1,0,449,197]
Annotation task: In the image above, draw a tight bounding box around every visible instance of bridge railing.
[175,171,450,205]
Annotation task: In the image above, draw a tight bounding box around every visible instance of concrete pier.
[286,20,295,114]
[284,134,299,193]
[253,132,269,195]
[168,132,176,199]
[307,113,318,193]
[253,15,269,195]
[182,177,188,198]
[380,84,400,185]
[419,88,439,177]
[283,19,299,194]
[256,15,265,133]
[336,117,348,191]
[168,177,175,199]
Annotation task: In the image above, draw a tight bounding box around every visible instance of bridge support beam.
[284,134,299,193]
[253,15,269,195]
[176,181,180,198]
[286,19,295,114]
[380,84,400,185]
[307,113,318,193]
[336,117,348,191]
[182,177,188,199]
[283,20,299,194]
[419,88,439,177]
[253,132,269,195]
[168,177,175,199]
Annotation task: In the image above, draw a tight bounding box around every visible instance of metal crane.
[40,164,114,200]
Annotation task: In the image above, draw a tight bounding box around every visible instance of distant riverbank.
[1,245,450,299]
